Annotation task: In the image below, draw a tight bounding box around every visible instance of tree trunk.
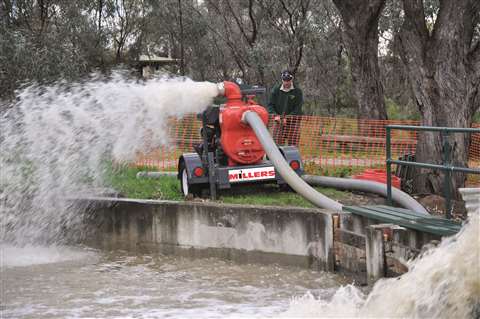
[97,0,103,32]
[97,0,104,68]
[178,0,185,76]
[398,0,479,198]
[1,0,13,26]
[333,0,388,124]
[115,38,124,63]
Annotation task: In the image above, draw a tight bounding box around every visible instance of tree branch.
[225,0,252,47]
[465,0,479,55]
[190,1,251,69]
[19,2,33,32]
[293,43,303,74]
[97,0,103,32]
[279,0,295,35]
[470,40,480,57]
[402,0,429,43]
[248,0,257,44]
[2,0,13,25]
[257,1,287,34]
[367,0,386,35]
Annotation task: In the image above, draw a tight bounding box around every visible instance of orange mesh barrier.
[471,123,480,168]
[135,115,480,174]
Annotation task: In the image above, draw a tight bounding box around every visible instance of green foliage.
[0,10,98,99]
[473,111,480,123]
[385,98,420,120]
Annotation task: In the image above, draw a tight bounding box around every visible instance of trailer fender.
[278,146,304,175]
[178,153,209,184]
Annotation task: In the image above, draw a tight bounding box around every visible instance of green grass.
[104,164,183,201]
[104,164,355,208]
[219,185,349,208]
[303,163,375,177]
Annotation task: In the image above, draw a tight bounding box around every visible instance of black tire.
[179,161,203,197]
[279,183,293,192]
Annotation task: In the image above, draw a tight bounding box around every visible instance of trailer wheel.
[179,162,202,197]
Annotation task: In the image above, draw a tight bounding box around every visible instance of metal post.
[386,126,392,205]
[441,131,452,219]
[207,152,217,200]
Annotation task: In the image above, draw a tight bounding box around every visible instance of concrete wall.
[78,198,336,271]
[76,198,448,284]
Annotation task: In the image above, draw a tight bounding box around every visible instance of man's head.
[281,70,293,89]
[281,70,293,81]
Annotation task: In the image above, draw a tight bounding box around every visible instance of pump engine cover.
[220,105,269,165]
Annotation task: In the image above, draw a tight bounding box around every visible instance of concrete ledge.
[74,197,449,284]
[77,198,337,271]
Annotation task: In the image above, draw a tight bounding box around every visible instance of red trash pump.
[178,81,303,198]
[219,81,269,166]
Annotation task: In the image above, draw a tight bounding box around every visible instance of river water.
[3,213,479,318]
[2,245,352,318]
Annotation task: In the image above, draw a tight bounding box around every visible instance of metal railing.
[386,125,480,219]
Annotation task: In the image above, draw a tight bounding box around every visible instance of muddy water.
[2,245,351,318]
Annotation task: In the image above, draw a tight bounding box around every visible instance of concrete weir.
[78,198,336,271]
[76,198,457,284]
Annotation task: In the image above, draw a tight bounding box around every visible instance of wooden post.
[365,224,387,284]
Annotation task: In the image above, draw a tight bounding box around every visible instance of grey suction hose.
[243,111,343,211]
[136,171,177,179]
[302,175,429,215]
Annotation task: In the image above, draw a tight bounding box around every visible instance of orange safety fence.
[135,115,480,174]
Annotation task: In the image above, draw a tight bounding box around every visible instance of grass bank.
[105,164,354,208]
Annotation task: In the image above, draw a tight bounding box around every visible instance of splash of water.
[0,243,96,267]
[283,214,480,318]
[0,74,219,245]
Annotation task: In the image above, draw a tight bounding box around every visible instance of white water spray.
[283,214,480,318]
[0,74,219,245]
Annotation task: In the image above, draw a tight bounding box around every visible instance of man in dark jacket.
[267,70,303,146]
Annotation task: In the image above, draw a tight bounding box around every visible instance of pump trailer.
[177,81,304,199]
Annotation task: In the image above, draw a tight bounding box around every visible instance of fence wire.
[135,115,480,175]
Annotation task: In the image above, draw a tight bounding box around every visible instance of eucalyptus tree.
[302,0,354,116]
[397,0,480,196]
[199,0,266,84]
[332,0,388,122]
[258,0,314,81]
[0,0,99,99]
[103,0,148,63]
[378,0,415,114]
